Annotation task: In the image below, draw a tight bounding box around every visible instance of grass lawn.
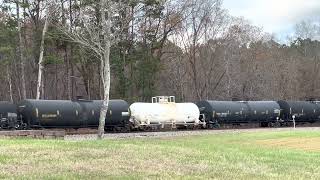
[0,130,320,179]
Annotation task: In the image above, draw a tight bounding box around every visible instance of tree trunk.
[41,71,45,99]
[224,48,232,99]
[88,79,91,100]
[66,48,72,100]
[55,62,58,99]
[67,0,73,100]
[97,0,112,139]
[16,1,27,100]
[7,66,13,103]
[36,9,49,100]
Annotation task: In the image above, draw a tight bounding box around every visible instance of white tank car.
[129,96,200,128]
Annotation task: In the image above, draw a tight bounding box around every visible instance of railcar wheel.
[274,121,281,127]
[261,122,268,127]
[213,123,221,128]
[268,122,274,127]
[123,124,131,132]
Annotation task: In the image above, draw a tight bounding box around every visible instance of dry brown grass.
[256,137,320,151]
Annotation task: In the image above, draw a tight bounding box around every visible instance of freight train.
[0,96,319,131]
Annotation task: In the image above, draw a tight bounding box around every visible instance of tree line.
[0,0,319,103]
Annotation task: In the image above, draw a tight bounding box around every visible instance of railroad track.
[1,125,320,140]
[65,126,320,141]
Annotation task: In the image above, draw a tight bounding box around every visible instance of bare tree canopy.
[0,0,319,117]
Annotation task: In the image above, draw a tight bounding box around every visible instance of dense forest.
[0,0,319,103]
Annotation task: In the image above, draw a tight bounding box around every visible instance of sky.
[223,0,320,41]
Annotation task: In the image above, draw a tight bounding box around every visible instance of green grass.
[1,131,320,179]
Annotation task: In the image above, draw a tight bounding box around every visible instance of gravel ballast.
[64,127,320,141]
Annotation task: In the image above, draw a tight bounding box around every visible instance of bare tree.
[223,17,264,100]
[176,0,227,100]
[295,20,319,40]
[36,1,51,100]
[97,0,112,139]
[58,0,129,139]
[16,0,27,99]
